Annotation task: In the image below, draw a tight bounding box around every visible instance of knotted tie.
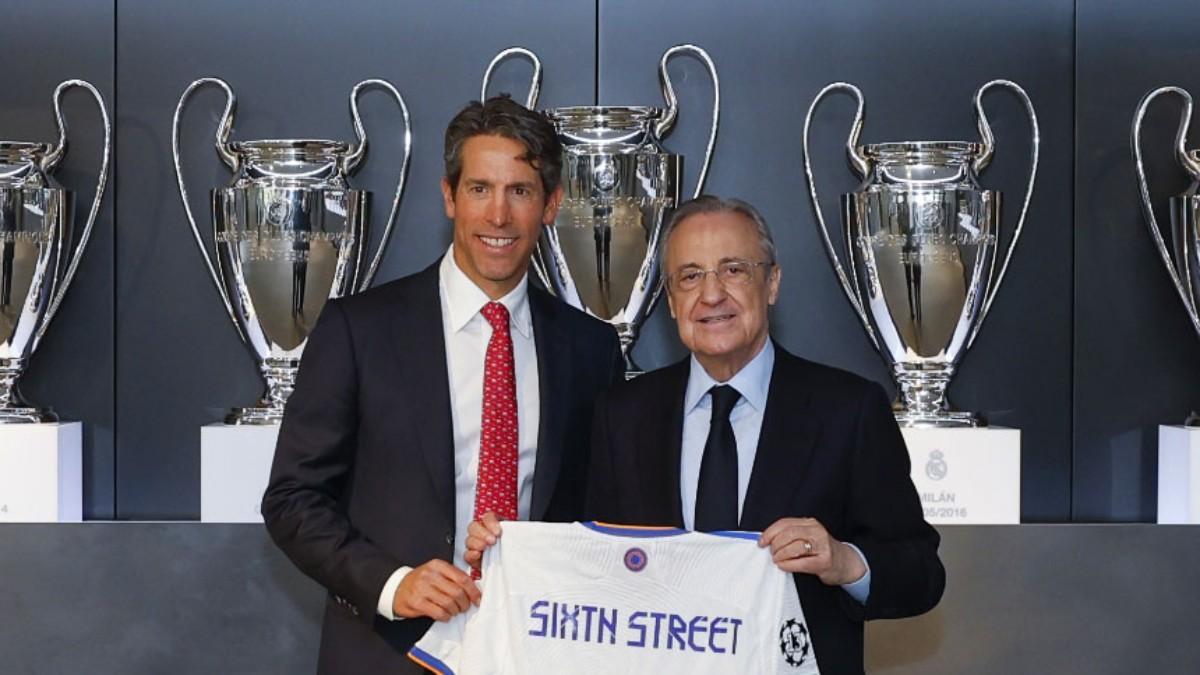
[472,302,519,578]
[694,385,741,532]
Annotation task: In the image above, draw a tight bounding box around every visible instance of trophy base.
[893,408,983,429]
[224,406,284,426]
[0,407,59,424]
[201,423,280,523]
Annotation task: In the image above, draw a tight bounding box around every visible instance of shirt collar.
[438,244,533,338]
[684,339,775,415]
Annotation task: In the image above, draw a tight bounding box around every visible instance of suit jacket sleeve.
[260,300,401,622]
[842,382,946,621]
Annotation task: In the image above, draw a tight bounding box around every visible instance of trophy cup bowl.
[804,81,1039,427]
[481,45,720,375]
[1133,86,1200,425]
[0,81,110,423]
[173,78,411,424]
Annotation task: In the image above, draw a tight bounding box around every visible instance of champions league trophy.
[173,77,411,424]
[481,45,719,374]
[803,81,1039,427]
[1132,86,1200,521]
[0,80,110,423]
[1133,86,1200,418]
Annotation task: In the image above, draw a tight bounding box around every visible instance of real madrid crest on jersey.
[779,618,810,668]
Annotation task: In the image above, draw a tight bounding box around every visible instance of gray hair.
[658,195,778,272]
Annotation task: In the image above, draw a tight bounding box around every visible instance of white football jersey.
[409,521,819,674]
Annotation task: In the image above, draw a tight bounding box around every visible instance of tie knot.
[708,385,740,420]
[481,301,510,331]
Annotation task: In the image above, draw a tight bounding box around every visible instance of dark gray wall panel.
[600,0,1075,520]
[2,524,1196,673]
[0,2,116,518]
[0,524,322,674]
[866,525,1200,674]
[1074,0,1200,521]
[115,0,595,518]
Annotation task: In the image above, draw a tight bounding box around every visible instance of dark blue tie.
[694,385,741,532]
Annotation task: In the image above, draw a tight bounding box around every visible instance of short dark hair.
[660,195,778,270]
[443,94,562,196]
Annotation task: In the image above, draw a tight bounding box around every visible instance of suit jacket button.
[444,532,453,545]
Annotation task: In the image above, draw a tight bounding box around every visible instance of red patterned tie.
[472,302,518,578]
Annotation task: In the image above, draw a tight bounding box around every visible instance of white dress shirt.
[680,339,872,604]
[377,246,540,620]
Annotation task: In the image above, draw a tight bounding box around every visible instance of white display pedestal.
[200,423,280,523]
[901,427,1021,524]
[0,423,82,522]
[1158,425,1200,524]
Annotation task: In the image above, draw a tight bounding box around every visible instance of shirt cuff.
[840,543,871,605]
[377,566,414,620]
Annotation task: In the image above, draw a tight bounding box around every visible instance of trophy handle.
[346,78,413,291]
[655,44,720,199]
[1132,86,1200,333]
[802,82,878,349]
[967,80,1041,348]
[172,77,242,332]
[34,79,112,341]
[481,47,542,108]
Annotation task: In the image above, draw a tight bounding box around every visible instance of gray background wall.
[0,0,1194,522]
[2,524,1195,674]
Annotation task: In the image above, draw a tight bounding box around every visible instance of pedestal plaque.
[0,422,82,522]
[901,427,1021,524]
[1158,425,1200,524]
[200,423,279,523]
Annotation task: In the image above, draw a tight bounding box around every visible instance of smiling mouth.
[478,235,518,250]
[698,314,736,324]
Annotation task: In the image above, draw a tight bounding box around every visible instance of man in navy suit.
[583,195,944,674]
[262,95,623,674]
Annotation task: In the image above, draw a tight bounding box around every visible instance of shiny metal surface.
[173,77,411,424]
[0,80,110,423]
[1132,86,1200,424]
[481,44,719,373]
[804,81,1039,427]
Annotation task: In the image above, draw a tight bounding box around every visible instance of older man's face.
[665,211,780,379]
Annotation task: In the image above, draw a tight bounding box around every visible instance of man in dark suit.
[582,195,945,675]
[261,95,623,674]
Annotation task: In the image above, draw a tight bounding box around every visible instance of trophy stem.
[614,322,643,379]
[226,357,300,425]
[891,364,979,428]
[0,360,55,424]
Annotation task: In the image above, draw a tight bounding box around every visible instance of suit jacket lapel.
[529,287,571,520]
[389,262,455,529]
[740,347,820,530]
[640,359,689,527]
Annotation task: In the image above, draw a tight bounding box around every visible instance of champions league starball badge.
[779,618,810,667]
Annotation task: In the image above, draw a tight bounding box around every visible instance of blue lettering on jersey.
[528,600,743,655]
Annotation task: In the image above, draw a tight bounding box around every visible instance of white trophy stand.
[901,427,1021,524]
[1158,425,1200,524]
[0,422,82,522]
[200,423,280,523]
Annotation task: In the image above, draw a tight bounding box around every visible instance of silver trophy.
[0,80,110,423]
[173,77,411,424]
[481,45,719,374]
[804,81,1039,427]
[1133,86,1200,424]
